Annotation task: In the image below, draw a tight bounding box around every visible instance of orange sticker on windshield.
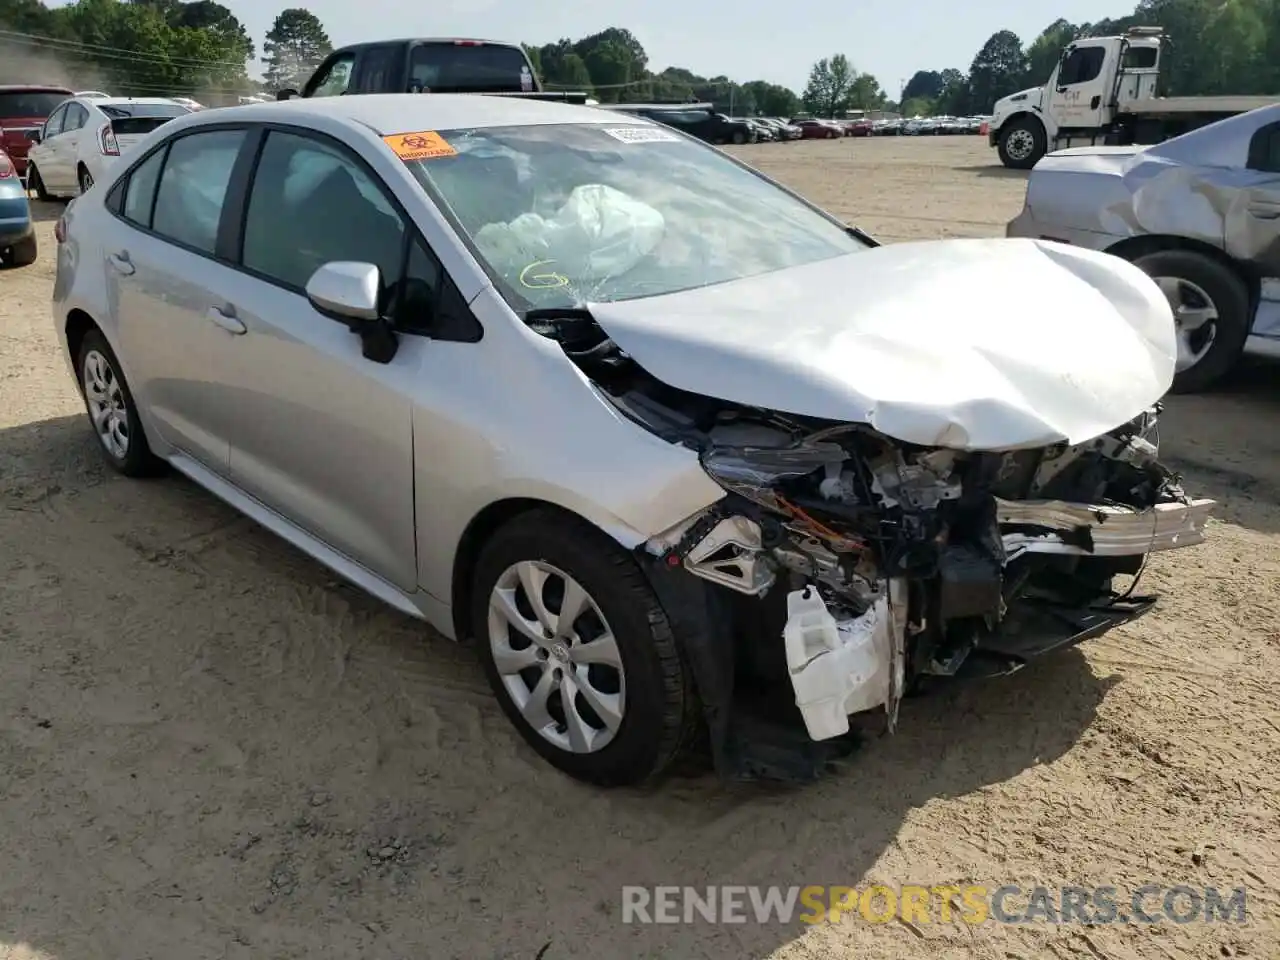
[383,130,457,161]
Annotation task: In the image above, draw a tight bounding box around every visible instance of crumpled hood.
[587,238,1177,451]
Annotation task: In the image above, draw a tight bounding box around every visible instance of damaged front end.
[532,309,1216,782]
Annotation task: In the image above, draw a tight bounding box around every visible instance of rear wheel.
[27,164,51,201]
[78,165,94,194]
[75,329,164,476]
[1131,249,1251,393]
[471,509,698,786]
[731,130,746,145]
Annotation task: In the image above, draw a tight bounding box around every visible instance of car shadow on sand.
[1157,359,1280,536]
[26,197,66,221]
[0,413,1118,959]
[955,164,1030,180]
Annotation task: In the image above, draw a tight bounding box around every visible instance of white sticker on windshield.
[602,126,681,144]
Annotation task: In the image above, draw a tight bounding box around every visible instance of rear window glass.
[0,91,70,117]
[1123,46,1159,69]
[408,43,535,93]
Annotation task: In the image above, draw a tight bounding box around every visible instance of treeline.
[902,0,1280,116]
[525,28,803,115]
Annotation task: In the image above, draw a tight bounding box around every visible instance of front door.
[1047,43,1109,132]
[218,127,418,591]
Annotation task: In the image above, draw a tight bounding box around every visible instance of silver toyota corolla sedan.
[53,95,1213,786]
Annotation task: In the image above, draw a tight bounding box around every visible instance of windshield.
[0,91,69,118]
[409,43,536,93]
[406,122,865,310]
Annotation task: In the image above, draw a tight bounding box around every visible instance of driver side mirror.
[27,129,41,144]
[305,261,398,363]
[276,88,298,101]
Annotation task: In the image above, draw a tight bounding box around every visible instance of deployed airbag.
[475,184,665,289]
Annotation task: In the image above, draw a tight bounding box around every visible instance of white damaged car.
[51,95,1214,786]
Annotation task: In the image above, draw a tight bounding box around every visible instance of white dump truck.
[986,26,1278,169]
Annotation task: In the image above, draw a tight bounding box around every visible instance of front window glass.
[406,122,865,310]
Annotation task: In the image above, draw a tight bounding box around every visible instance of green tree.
[801,53,855,117]
[903,70,944,100]
[1024,18,1078,85]
[742,80,800,116]
[262,7,330,91]
[966,29,1028,110]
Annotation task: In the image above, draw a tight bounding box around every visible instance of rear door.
[50,101,90,190]
[104,126,253,473]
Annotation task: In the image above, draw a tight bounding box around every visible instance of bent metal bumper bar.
[996,497,1217,560]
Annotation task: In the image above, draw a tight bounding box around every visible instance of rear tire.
[997,117,1046,169]
[27,164,51,201]
[1130,249,1251,394]
[75,328,165,477]
[470,509,698,786]
[78,165,94,194]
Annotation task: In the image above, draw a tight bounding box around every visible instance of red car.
[791,118,843,139]
[843,119,874,137]
[0,84,73,179]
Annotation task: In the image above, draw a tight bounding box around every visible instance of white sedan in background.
[25,96,190,198]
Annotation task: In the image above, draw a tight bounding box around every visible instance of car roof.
[183,94,654,135]
[0,84,74,93]
[334,37,525,52]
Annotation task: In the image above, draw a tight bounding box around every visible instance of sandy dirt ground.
[1,135,1278,960]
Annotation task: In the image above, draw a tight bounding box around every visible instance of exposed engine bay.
[528,309,1216,780]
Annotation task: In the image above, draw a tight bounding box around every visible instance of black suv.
[616,107,756,145]
[280,38,587,103]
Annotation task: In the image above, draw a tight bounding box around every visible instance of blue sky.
[227,0,1132,95]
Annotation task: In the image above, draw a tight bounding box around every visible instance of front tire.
[75,329,164,476]
[997,117,1046,169]
[471,509,698,786]
[731,130,746,145]
[1130,249,1251,393]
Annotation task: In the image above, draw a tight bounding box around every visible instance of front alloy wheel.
[488,560,625,754]
[471,509,698,786]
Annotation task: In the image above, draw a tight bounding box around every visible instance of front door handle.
[1247,202,1280,220]
[107,251,134,276]
[206,305,247,335]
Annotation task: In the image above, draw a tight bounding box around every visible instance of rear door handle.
[206,305,247,335]
[1247,202,1280,220]
[107,251,134,276]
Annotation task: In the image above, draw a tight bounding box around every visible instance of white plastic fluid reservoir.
[783,587,890,741]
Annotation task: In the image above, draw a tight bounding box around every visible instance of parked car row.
[874,116,990,135]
